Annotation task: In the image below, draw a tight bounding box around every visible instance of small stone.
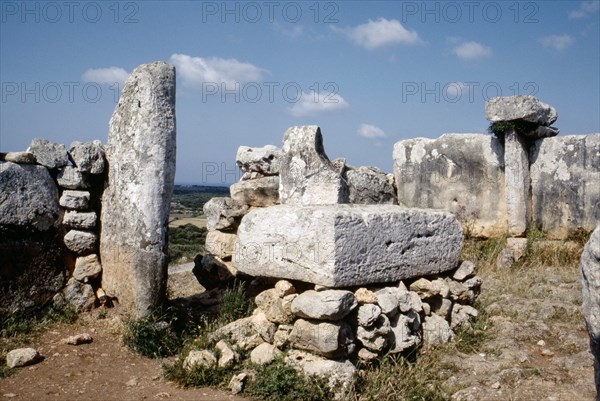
[59,190,91,210]
[537,340,546,346]
[236,145,281,175]
[423,314,454,345]
[53,278,96,312]
[491,381,501,389]
[250,311,277,343]
[389,312,421,353]
[274,280,296,297]
[409,278,436,299]
[229,372,248,394]
[250,343,282,365]
[69,140,105,174]
[291,290,357,321]
[358,348,379,362]
[496,248,514,269]
[212,317,263,350]
[6,348,40,368]
[63,211,97,230]
[73,254,102,282]
[357,304,382,327]
[356,314,390,352]
[289,319,355,358]
[3,151,36,164]
[255,288,291,323]
[62,333,93,345]
[354,287,377,305]
[430,297,453,320]
[541,349,555,357]
[450,304,478,329]
[506,238,528,262]
[203,197,248,232]
[125,377,139,387]
[183,350,217,370]
[408,291,423,313]
[375,287,405,315]
[215,340,237,369]
[422,302,431,316]
[63,230,97,254]
[452,261,476,281]
[273,324,294,349]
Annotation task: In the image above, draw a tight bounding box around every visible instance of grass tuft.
[122,307,182,358]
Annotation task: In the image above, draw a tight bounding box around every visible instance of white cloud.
[452,41,492,61]
[539,34,575,50]
[170,54,265,87]
[357,123,386,139]
[569,1,600,19]
[81,67,128,85]
[288,91,348,117]
[334,18,420,50]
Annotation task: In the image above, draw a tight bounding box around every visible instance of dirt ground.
[0,311,248,401]
[1,263,597,401]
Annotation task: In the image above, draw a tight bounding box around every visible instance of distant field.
[169,216,207,228]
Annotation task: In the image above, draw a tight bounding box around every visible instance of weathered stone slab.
[2,152,36,164]
[203,197,248,232]
[289,318,355,357]
[0,162,60,230]
[69,140,105,174]
[27,138,68,169]
[236,145,281,176]
[279,126,348,205]
[347,166,397,205]
[233,204,463,287]
[485,95,557,126]
[530,134,600,238]
[393,134,506,237]
[230,176,279,207]
[504,130,529,236]
[100,61,176,317]
[581,225,600,395]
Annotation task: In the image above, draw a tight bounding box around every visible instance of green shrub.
[218,280,254,325]
[162,357,234,388]
[122,308,182,358]
[168,224,207,263]
[246,357,334,401]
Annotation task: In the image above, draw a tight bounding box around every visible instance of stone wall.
[393,96,599,239]
[0,140,106,315]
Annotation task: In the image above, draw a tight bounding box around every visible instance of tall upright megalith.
[100,61,176,316]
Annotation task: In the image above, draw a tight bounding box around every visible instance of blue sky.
[1,1,599,184]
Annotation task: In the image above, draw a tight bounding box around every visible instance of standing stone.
[234,205,463,287]
[581,225,600,397]
[27,138,68,169]
[279,126,348,205]
[485,95,557,126]
[69,140,106,174]
[100,61,176,317]
[504,130,530,237]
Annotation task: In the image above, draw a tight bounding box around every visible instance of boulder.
[291,290,357,320]
[69,140,106,174]
[234,204,463,287]
[279,125,348,205]
[485,95,557,125]
[6,348,41,368]
[62,211,97,230]
[205,230,237,259]
[100,61,176,317]
[59,190,90,210]
[236,145,281,176]
[203,197,249,232]
[183,350,216,370]
[0,162,60,230]
[393,134,506,238]
[289,318,355,357]
[27,138,68,169]
[63,230,97,254]
[73,254,102,282]
[212,316,263,350]
[230,176,279,207]
[56,166,91,189]
[581,225,600,395]
[346,166,397,205]
[250,343,282,365]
